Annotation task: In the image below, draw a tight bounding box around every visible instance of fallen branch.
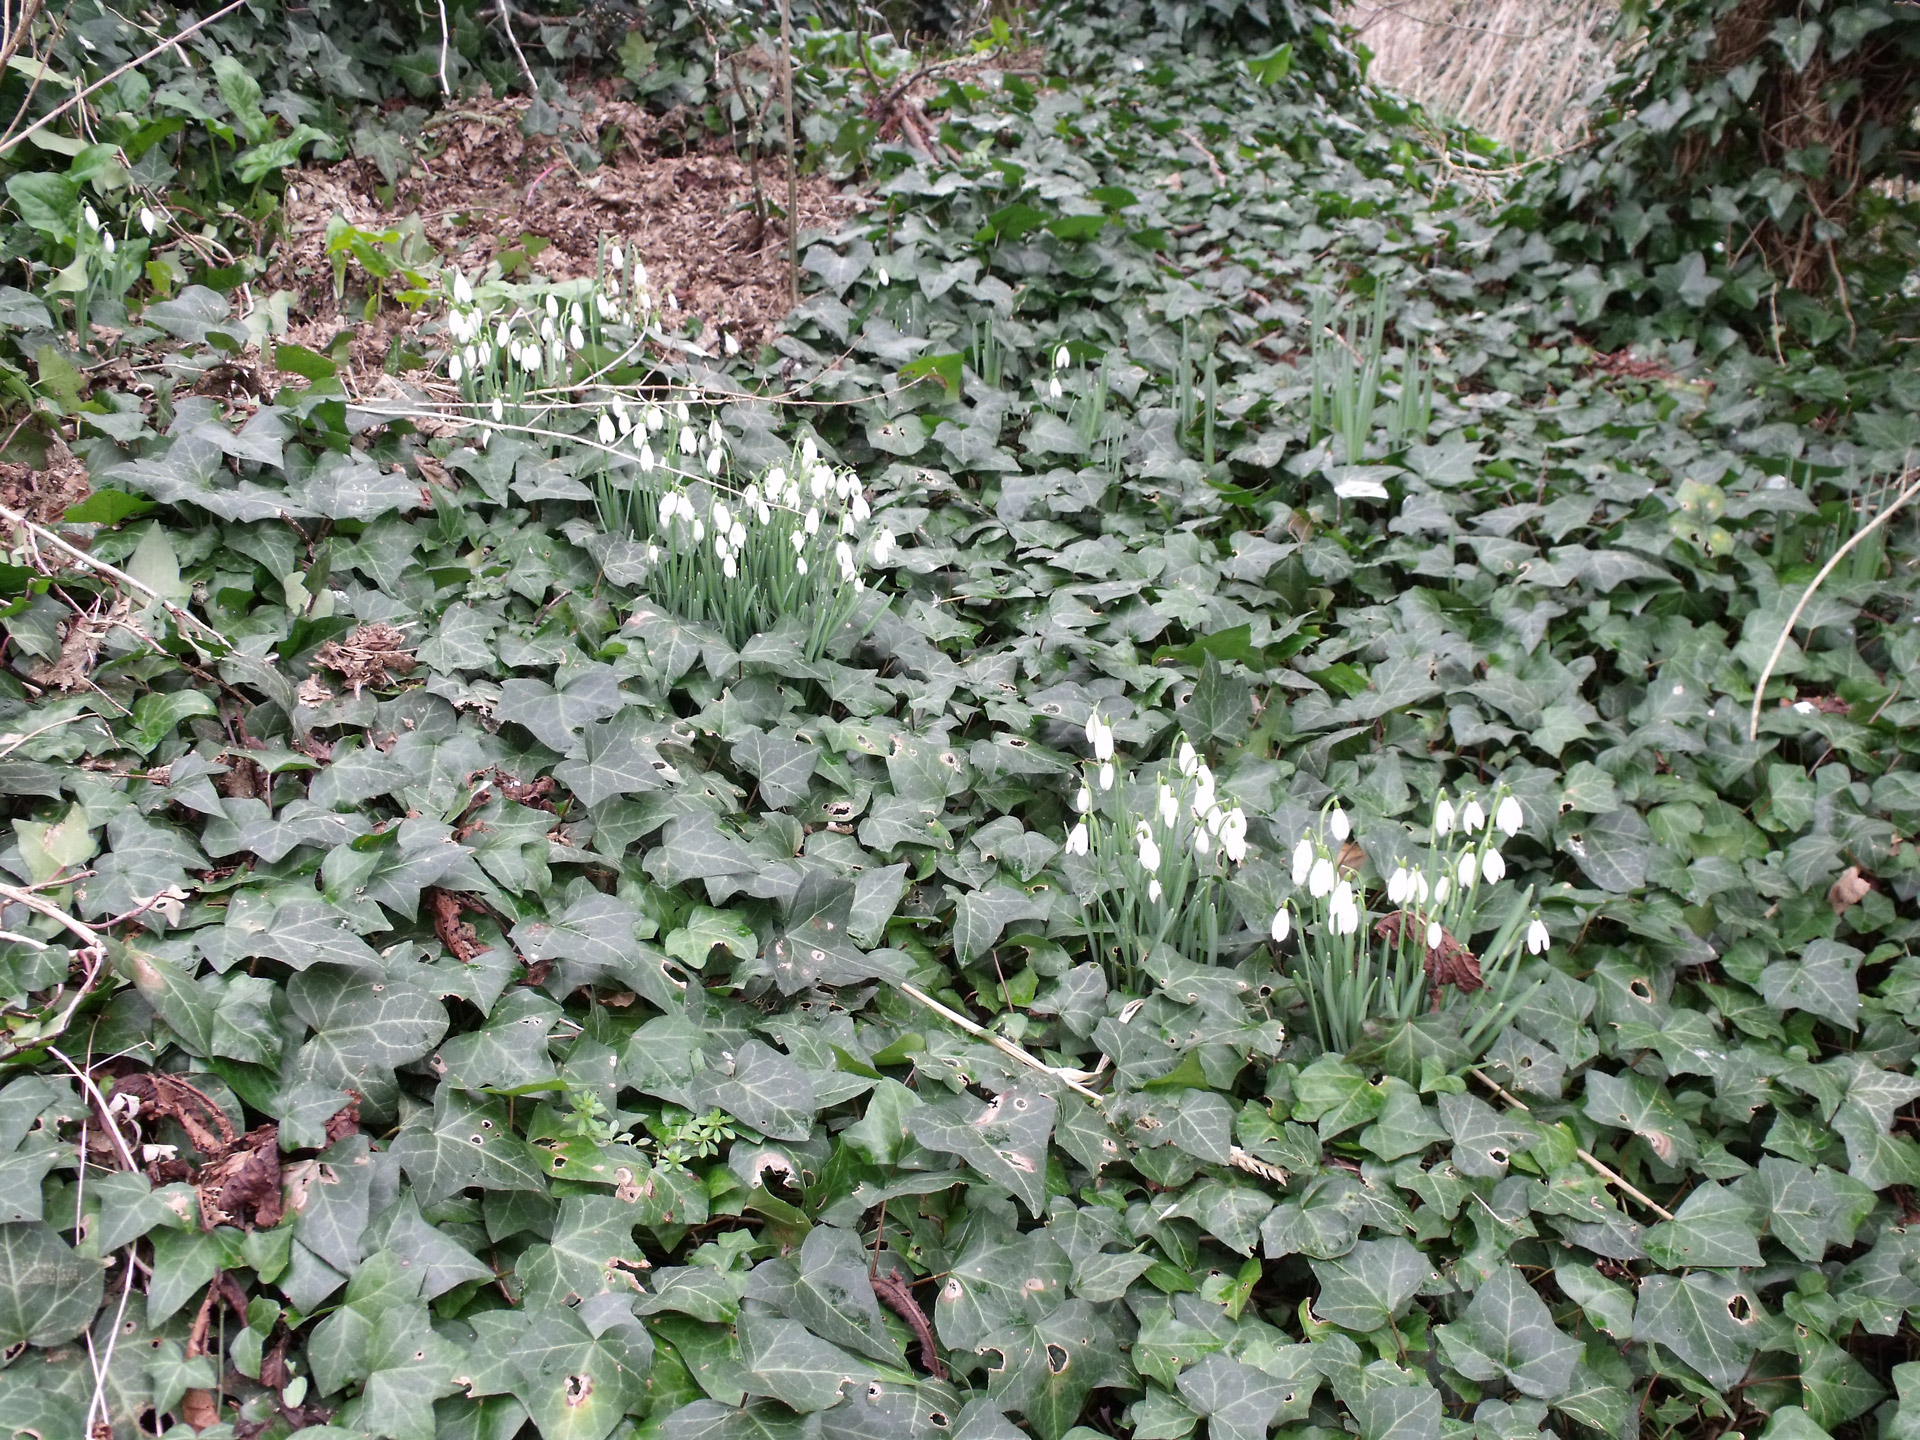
[1471,1067,1674,1221]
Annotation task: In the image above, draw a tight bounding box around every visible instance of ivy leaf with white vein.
[1435,1265,1581,1400]
[1310,1239,1429,1333]
[733,728,819,810]
[1176,1354,1290,1440]
[911,1086,1056,1218]
[738,1308,875,1412]
[704,1040,816,1142]
[1633,1272,1760,1389]
[555,709,673,807]
[494,663,627,753]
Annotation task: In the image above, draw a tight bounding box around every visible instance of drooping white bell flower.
[1329,806,1350,843]
[597,413,615,445]
[1054,345,1070,369]
[1526,918,1551,955]
[1330,882,1359,935]
[1075,786,1092,813]
[1271,908,1291,943]
[1496,794,1524,837]
[1136,823,1161,874]
[1192,765,1215,817]
[1481,848,1506,884]
[448,354,463,382]
[1097,762,1114,791]
[1148,877,1162,902]
[1085,712,1115,762]
[1158,783,1178,829]
[1066,822,1090,856]
[1219,808,1248,863]
[1177,740,1198,777]
[1462,799,1486,834]
[1309,857,1336,899]
[1194,828,1211,857]
[1456,851,1477,887]
[1387,867,1411,904]
[1434,797,1455,836]
[1292,837,1313,886]
[1434,875,1451,903]
[1426,920,1444,949]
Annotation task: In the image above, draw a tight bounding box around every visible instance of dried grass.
[1346,0,1621,157]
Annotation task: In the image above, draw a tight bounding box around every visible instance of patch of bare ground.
[266,93,867,381]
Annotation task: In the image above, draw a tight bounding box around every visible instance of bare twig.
[1747,466,1920,741]
[495,0,537,97]
[897,981,1105,1101]
[1471,1067,1674,1220]
[434,0,452,96]
[779,0,798,305]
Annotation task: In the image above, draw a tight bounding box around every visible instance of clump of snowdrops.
[430,245,893,659]
[1272,787,1549,1060]
[1062,718,1253,993]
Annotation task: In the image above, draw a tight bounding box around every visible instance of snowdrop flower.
[724,331,740,356]
[1066,822,1090,856]
[1412,871,1430,905]
[1456,851,1477,887]
[1054,345,1070,369]
[1387,867,1411,904]
[1192,765,1215,817]
[83,204,99,232]
[713,501,732,533]
[1149,877,1163,902]
[1075,785,1092,813]
[598,413,615,445]
[495,320,513,349]
[1309,856,1336,899]
[658,493,678,528]
[730,522,746,549]
[1085,712,1115,762]
[451,271,473,305]
[448,353,463,382]
[722,555,737,579]
[877,267,890,287]
[1194,828,1211,857]
[1292,837,1313,886]
[1329,806,1350,843]
[1434,797,1455,836]
[1426,920,1444,949]
[1271,908,1291,943]
[490,396,505,422]
[1496,795,1523,837]
[1177,740,1198,777]
[851,491,871,523]
[1048,376,1063,399]
[1330,882,1359,935]
[610,244,625,269]
[1137,823,1162,874]
[802,435,818,466]
[811,466,831,500]
[638,441,656,472]
[1481,848,1506,884]
[569,324,585,350]
[1098,762,1114,791]
[102,231,114,254]
[1526,918,1551,955]
[872,529,895,565]
[1158,783,1178,828]
[805,507,821,536]
[1434,875,1451,903]
[139,206,160,235]
[791,530,807,554]
[691,518,705,544]
[1220,808,1247,863]
[545,294,560,319]
[797,556,809,575]
[1463,799,1486,834]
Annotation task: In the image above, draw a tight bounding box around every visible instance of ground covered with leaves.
[0,3,1918,1440]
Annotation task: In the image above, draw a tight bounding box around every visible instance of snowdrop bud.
[452,271,473,304]
[1387,867,1410,905]
[570,324,585,350]
[1271,908,1291,943]
[1054,345,1070,369]
[691,518,705,544]
[877,267,890,287]
[1434,797,1455,836]
[1049,377,1062,399]
[802,436,818,466]
[1481,848,1506,884]
[1329,806,1350,843]
[1496,794,1524,837]
[495,320,512,349]
[490,396,505,422]
[598,413,615,445]
[1457,850,1477,887]
[1526,918,1551,955]
[713,501,732,533]
[1149,877,1163,902]
[805,507,821,536]
[675,402,690,424]
[1177,741,1198,776]
[1137,826,1161,873]
[1221,809,1247,863]
[1194,829,1211,857]
[83,204,99,231]
[610,244,625,270]
[139,206,159,235]
[1463,800,1486,834]
[639,441,655,472]
[1098,762,1114,791]
[102,231,114,254]
[1075,786,1092,813]
[723,555,737,578]
[1292,838,1313,886]
[1309,857,1336,899]
[448,354,463,382]
[1067,822,1090,856]
[797,556,809,575]
[545,294,559,319]
[851,492,871,522]
[1158,783,1178,828]
[1427,920,1444,949]
[1435,875,1451,903]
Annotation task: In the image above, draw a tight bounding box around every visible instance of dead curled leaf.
[313,622,416,695]
[1829,865,1872,915]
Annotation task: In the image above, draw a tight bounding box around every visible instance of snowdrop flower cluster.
[438,242,657,397]
[1271,785,1549,1057]
[1065,727,1254,987]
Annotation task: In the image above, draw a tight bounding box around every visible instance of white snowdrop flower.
[802,435,818,466]
[1220,808,1247,863]
[597,413,615,445]
[805,507,821,536]
[1054,345,1070,369]
[1456,851,1477,887]
[569,303,586,328]
[596,292,613,316]
[139,206,160,235]
[1434,875,1451,903]
[1192,765,1215,816]
[666,291,679,312]
[545,294,560,318]
[1482,848,1506,884]
[490,396,505,422]
[1309,856,1336,899]
[1387,867,1411,904]
[618,410,634,437]
[548,340,566,371]
[1330,882,1359,935]
[713,501,732,533]
[1049,377,1063,399]
[494,321,511,349]
[1412,870,1430,905]
[1149,877,1163,902]
[1526,918,1551,955]
[877,267,890,287]
[791,530,806,553]
[1177,740,1198,776]
[1195,828,1211,857]
[872,529,894,564]
[658,493,678,528]
[709,418,724,447]
[448,354,463,382]
[691,518,705,544]
[1292,837,1314,886]
[719,330,739,357]
[1158,783,1178,828]
[1329,806,1350,843]
[730,522,746,548]
[1271,908,1291,943]
[647,405,666,432]
[1463,800,1486,834]
[638,441,656,472]
[679,427,699,456]
[722,555,737,579]
[835,471,852,500]
[1085,712,1115,762]
[1074,786,1092,813]
[1137,824,1162,874]
[520,344,541,372]
[569,324,585,350]
[540,316,556,344]
[83,204,99,232]
[1496,795,1524,837]
[610,244,625,269]
[464,344,479,371]
[102,231,114,254]
[768,466,788,494]
[797,556,809,575]
[1427,920,1444,949]
[674,401,691,424]
[851,492,871,523]
[836,541,855,580]
[1098,762,1114,791]
[1066,822,1090,856]
[1434,797,1455,836]
[452,271,473,304]
[811,465,831,500]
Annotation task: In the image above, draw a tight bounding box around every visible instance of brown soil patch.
[268,94,867,377]
[0,431,89,528]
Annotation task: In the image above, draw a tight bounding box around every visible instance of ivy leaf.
[734,729,818,810]
[1761,940,1862,1030]
[0,1223,103,1345]
[911,1086,1056,1218]
[1633,1273,1760,1388]
[388,1088,549,1206]
[1643,1183,1762,1269]
[1310,1238,1428,1333]
[738,1308,874,1412]
[1437,1266,1581,1400]
[706,1040,816,1142]
[1175,1353,1290,1440]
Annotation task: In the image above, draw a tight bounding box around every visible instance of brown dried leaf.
[1829,865,1872,915]
[314,622,417,696]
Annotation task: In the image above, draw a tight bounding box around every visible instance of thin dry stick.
[434,0,452,96]
[1471,1067,1674,1220]
[1747,467,1920,742]
[779,0,798,305]
[495,0,537,97]
[0,0,45,77]
[0,500,231,647]
[0,0,246,157]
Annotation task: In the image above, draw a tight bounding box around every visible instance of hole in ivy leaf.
[1629,978,1653,1000]
[980,1347,1007,1372]
[868,1383,884,1400]
[1487,1148,1509,1165]
[1046,1344,1070,1374]
[551,1156,567,1168]
[1728,1295,1753,1322]
[1013,1096,1029,1110]
[470,1134,486,1146]
[565,1373,594,1407]
[930,1413,949,1428]
[414,1350,426,1362]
